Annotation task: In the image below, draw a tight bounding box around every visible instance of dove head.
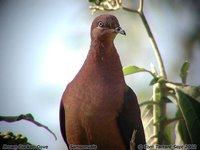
[90,14,126,42]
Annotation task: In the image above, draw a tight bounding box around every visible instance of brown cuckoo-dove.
[59,14,146,150]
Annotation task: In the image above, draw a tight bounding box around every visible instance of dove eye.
[97,21,104,27]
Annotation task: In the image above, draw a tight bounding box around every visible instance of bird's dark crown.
[91,14,120,31]
[90,14,124,41]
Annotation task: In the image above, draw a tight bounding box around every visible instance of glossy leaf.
[175,109,191,144]
[123,66,153,76]
[141,104,154,144]
[149,77,167,86]
[163,124,173,144]
[179,61,190,84]
[149,77,159,85]
[178,85,200,102]
[0,113,57,140]
[176,89,200,144]
[88,0,96,2]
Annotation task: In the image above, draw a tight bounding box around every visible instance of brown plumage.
[60,14,146,150]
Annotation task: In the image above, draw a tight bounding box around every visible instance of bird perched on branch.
[60,14,146,150]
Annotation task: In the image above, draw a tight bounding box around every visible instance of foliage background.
[0,0,199,149]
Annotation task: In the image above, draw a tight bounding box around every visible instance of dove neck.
[87,39,123,74]
[89,39,116,59]
[78,39,125,86]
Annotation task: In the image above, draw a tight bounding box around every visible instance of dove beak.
[114,27,126,35]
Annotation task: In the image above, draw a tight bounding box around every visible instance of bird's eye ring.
[97,21,104,27]
[115,27,121,31]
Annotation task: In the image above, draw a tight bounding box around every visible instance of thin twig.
[139,12,167,78]
[122,0,167,79]
[122,6,138,13]
[138,0,144,13]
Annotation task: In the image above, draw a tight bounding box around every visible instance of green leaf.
[179,61,190,84]
[149,77,166,86]
[88,0,103,5]
[163,123,173,144]
[141,103,154,144]
[175,109,191,144]
[123,66,154,77]
[177,85,200,102]
[0,113,57,140]
[149,77,159,85]
[88,0,96,2]
[176,89,200,144]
